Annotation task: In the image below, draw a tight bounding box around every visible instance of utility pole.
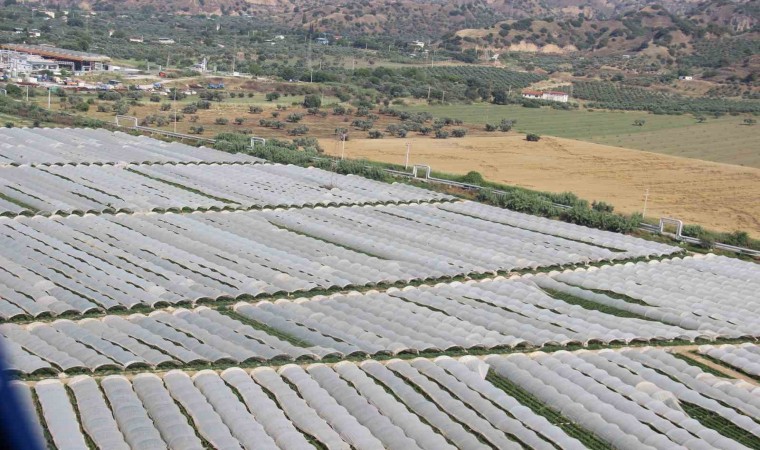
[340,133,346,160]
[427,86,431,102]
[404,141,411,169]
[173,89,177,133]
[47,87,51,108]
[643,188,650,217]
[441,90,445,103]
[25,85,29,102]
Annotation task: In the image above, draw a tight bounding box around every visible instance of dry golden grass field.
[321,135,760,236]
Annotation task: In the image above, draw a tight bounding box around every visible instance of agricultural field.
[1,128,760,450]
[322,135,760,235]
[569,81,760,114]
[399,103,760,167]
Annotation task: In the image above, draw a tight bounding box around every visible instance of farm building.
[522,90,543,99]
[542,91,569,102]
[0,44,110,72]
[522,89,569,103]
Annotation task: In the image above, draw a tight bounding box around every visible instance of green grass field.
[401,103,760,168]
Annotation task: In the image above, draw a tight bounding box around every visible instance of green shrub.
[592,201,614,213]
[303,94,321,108]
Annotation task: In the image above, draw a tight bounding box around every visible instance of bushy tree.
[303,94,321,108]
[286,113,304,123]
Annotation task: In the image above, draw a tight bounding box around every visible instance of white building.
[678,75,693,81]
[522,90,569,103]
[0,51,59,76]
[157,38,175,45]
[522,90,542,100]
[541,91,569,102]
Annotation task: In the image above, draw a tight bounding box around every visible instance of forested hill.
[29,0,759,40]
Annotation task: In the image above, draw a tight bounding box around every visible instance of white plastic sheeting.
[131,373,204,450]
[24,356,601,449]
[0,163,451,216]
[163,369,250,449]
[549,254,760,337]
[0,308,325,373]
[439,201,678,259]
[698,343,760,377]
[0,127,259,166]
[260,204,673,273]
[68,376,130,450]
[10,381,47,448]
[234,276,700,356]
[34,379,89,450]
[487,348,760,450]
[0,164,231,215]
[100,375,167,450]
[0,210,459,317]
[132,163,453,209]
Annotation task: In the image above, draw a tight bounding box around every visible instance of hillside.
[443,1,760,76]
[31,0,759,40]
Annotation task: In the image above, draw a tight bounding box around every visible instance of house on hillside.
[315,37,329,45]
[678,75,693,81]
[28,29,41,38]
[409,40,425,49]
[129,37,144,43]
[157,38,175,45]
[522,90,543,100]
[522,90,569,103]
[542,91,569,102]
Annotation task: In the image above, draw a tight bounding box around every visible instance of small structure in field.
[522,89,569,103]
